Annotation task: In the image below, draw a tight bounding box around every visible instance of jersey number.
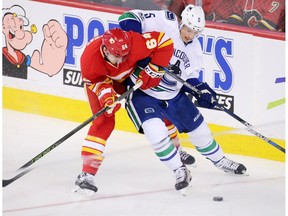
[144,11,175,21]
[142,33,157,49]
[269,1,280,13]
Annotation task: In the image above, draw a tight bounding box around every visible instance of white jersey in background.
[127,9,203,100]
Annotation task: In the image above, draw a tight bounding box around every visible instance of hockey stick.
[2,81,143,187]
[162,67,285,153]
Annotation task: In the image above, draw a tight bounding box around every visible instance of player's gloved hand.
[194,82,217,109]
[136,63,164,90]
[97,82,121,117]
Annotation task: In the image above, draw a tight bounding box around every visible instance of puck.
[213,196,223,201]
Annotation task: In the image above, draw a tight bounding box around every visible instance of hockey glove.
[137,63,164,90]
[96,81,121,117]
[194,82,217,109]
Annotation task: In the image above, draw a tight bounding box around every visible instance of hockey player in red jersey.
[155,0,285,32]
[72,28,175,196]
[227,0,285,31]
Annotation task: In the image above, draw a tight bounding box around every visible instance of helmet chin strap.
[178,21,184,30]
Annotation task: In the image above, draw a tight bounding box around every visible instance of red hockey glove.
[137,63,164,90]
[96,81,121,117]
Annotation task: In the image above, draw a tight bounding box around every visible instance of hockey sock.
[142,118,183,170]
[81,135,106,174]
[187,121,224,163]
[195,139,224,163]
[164,119,180,149]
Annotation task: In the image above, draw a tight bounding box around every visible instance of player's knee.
[187,121,213,147]
[142,118,168,145]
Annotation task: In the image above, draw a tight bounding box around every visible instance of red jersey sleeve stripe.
[157,32,173,49]
[158,38,173,49]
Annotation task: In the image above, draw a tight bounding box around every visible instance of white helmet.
[180,4,205,34]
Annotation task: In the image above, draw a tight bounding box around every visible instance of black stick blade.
[3,168,32,187]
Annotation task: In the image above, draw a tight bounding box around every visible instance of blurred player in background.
[152,0,285,31]
[118,4,247,189]
[226,0,285,31]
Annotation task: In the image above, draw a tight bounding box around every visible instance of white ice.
[2,109,286,216]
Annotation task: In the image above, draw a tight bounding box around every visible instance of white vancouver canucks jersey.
[128,9,203,100]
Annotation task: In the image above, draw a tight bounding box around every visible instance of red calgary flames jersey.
[233,0,285,30]
[81,31,173,84]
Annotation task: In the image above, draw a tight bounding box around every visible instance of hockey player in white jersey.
[118,4,247,192]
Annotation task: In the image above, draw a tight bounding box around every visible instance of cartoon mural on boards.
[2,5,68,79]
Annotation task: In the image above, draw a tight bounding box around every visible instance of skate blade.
[187,162,197,168]
[225,172,250,176]
[71,186,96,197]
[233,171,250,176]
[240,172,249,176]
[179,186,189,196]
[221,169,249,176]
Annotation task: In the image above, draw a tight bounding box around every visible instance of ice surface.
[2,109,285,216]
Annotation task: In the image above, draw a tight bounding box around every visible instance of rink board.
[2,0,285,162]
[3,86,285,162]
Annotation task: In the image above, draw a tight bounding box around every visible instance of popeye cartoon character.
[2,5,68,79]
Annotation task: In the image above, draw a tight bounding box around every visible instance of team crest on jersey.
[137,12,145,21]
[169,60,181,76]
[165,11,176,21]
[144,108,155,113]
[161,61,181,87]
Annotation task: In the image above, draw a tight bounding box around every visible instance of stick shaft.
[163,67,285,153]
[20,81,142,169]
[3,81,142,187]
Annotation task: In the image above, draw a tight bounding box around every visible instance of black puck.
[213,196,223,201]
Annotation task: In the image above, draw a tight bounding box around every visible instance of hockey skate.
[215,157,247,175]
[174,166,192,196]
[71,172,98,196]
[179,150,196,166]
